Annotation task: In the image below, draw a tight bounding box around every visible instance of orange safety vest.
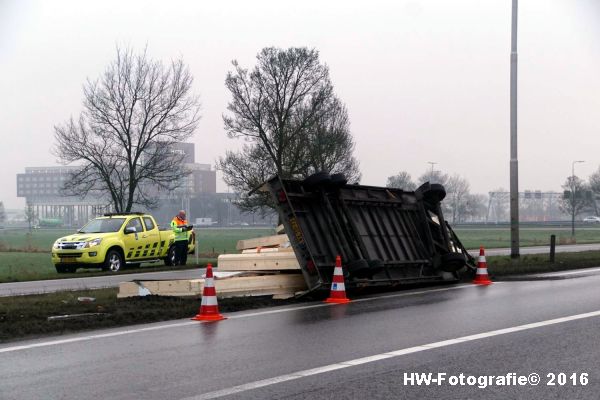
[171,216,189,241]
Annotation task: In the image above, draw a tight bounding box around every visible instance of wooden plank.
[217,252,300,271]
[118,282,143,298]
[276,224,285,234]
[241,247,294,254]
[118,274,307,298]
[213,274,306,297]
[236,234,289,250]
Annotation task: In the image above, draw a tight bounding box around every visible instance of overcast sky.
[1,0,599,209]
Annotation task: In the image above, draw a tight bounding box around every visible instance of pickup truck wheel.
[164,246,176,266]
[55,265,67,273]
[103,250,123,273]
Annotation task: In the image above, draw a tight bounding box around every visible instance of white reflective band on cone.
[204,277,214,287]
[478,256,486,263]
[476,268,488,274]
[201,296,218,306]
[331,282,346,291]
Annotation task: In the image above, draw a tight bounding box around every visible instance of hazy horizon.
[2,0,599,209]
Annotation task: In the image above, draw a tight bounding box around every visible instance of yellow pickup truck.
[51,212,195,273]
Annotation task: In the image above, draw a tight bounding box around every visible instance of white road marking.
[183,309,600,400]
[0,321,197,354]
[0,283,478,353]
[534,267,600,277]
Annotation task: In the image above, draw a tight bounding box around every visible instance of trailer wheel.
[368,259,384,274]
[330,173,348,187]
[303,171,331,188]
[346,259,370,278]
[421,183,446,204]
[440,252,466,272]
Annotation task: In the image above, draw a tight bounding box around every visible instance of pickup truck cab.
[51,212,195,273]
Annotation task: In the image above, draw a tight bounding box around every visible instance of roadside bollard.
[550,234,556,263]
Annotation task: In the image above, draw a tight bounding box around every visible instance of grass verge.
[455,227,600,249]
[0,252,216,283]
[0,228,274,253]
[488,250,600,277]
[0,288,303,343]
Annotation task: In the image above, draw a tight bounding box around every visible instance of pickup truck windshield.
[79,218,126,233]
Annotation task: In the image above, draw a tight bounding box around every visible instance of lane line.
[535,267,600,277]
[0,283,477,353]
[0,321,197,354]
[182,309,600,400]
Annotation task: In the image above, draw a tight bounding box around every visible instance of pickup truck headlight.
[53,241,60,249]
[85,238,102,248]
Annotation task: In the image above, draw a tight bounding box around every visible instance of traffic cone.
[472,246,492,285]
[192,263,227,321]
[325,255,351,304]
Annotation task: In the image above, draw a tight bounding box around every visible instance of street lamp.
[427,161,437,181]
[571,160,585,236]
[509,0,520,259]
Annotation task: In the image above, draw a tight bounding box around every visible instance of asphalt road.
[0,268,206,297]
[2,270,600,399]
[3,243,600,297]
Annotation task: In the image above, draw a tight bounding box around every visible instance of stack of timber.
[218,234,299,271]
[118,229,307,299]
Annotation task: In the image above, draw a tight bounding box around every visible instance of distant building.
[16,166,109,226]
[183,163,217,194]
[170,142,196,164]
[16,143,216,226]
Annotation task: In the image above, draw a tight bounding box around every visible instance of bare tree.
[53,47,201,212]
[587,166,600,215]
[219,47,360,211]
[300,98,360,181]
[445,174,471,223]
[220,145,274,213]
[560,175,590,235]
[463,193,488,222]
[24,204,37,232]
[386,171,416,190]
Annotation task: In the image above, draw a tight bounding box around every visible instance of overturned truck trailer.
[265,172,475,293]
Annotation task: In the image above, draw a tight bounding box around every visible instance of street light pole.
[571,160,585,236]
[509,0,520,259]
[427,161,437,181]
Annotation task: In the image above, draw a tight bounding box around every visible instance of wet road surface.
[3,243,600,296]
[2,270,600,399]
